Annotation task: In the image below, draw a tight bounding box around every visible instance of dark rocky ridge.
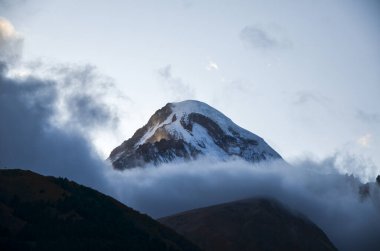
[159,198,338,251]
[109,101,282,170]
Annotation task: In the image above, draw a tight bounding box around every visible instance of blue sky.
[1,0,380,180]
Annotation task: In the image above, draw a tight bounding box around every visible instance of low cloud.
[158,64,195,101]
[240,25,291,50]
[333,152,378,184]
[107,158,380,251]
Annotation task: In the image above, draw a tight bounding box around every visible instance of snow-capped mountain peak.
[109,100,282,169]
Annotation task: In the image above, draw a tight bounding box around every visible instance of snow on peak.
[169,100,259,141]
[109,100,282,169]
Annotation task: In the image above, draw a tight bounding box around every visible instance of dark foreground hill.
[0,169,200,251]
[160,198,338,251]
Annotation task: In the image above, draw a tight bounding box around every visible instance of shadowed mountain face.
[109,100,282,170]
[0,169,201,251]
[159,198,338,251]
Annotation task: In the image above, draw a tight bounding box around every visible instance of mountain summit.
[109,100,282,169]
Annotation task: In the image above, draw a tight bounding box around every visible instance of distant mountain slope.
[0,169,201,251]
[109,100,282,169]
[159,198,338,251]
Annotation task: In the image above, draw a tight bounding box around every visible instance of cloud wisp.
[293,91,330,106]
[106,158,380,251]
[357,110,380,124]
[240,25,291,50]
[158,64,195,101]
[206,60,219,71]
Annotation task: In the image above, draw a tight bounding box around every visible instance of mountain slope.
[0,169,201,251]
[109,100,282,169]
[159,198,338,251]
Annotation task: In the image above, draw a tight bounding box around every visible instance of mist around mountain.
[109,158,380,251]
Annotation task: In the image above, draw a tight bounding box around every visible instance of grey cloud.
[68,94,115,128]
[158,64,195,100]
[0,18,125,193]
[46,63,120,132]
[0,66,111,192]
[357,110,380,123]
[107,158,380,251]
[240,25,291,50]
[0,20,121,192]
[158,64,172,79]
[241,26,277,48]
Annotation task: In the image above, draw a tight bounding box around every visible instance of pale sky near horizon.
[1,0,380,179]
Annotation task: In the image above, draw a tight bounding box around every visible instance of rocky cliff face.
[109,100,282,170]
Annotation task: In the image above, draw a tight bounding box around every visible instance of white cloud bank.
[105,158,380,251]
